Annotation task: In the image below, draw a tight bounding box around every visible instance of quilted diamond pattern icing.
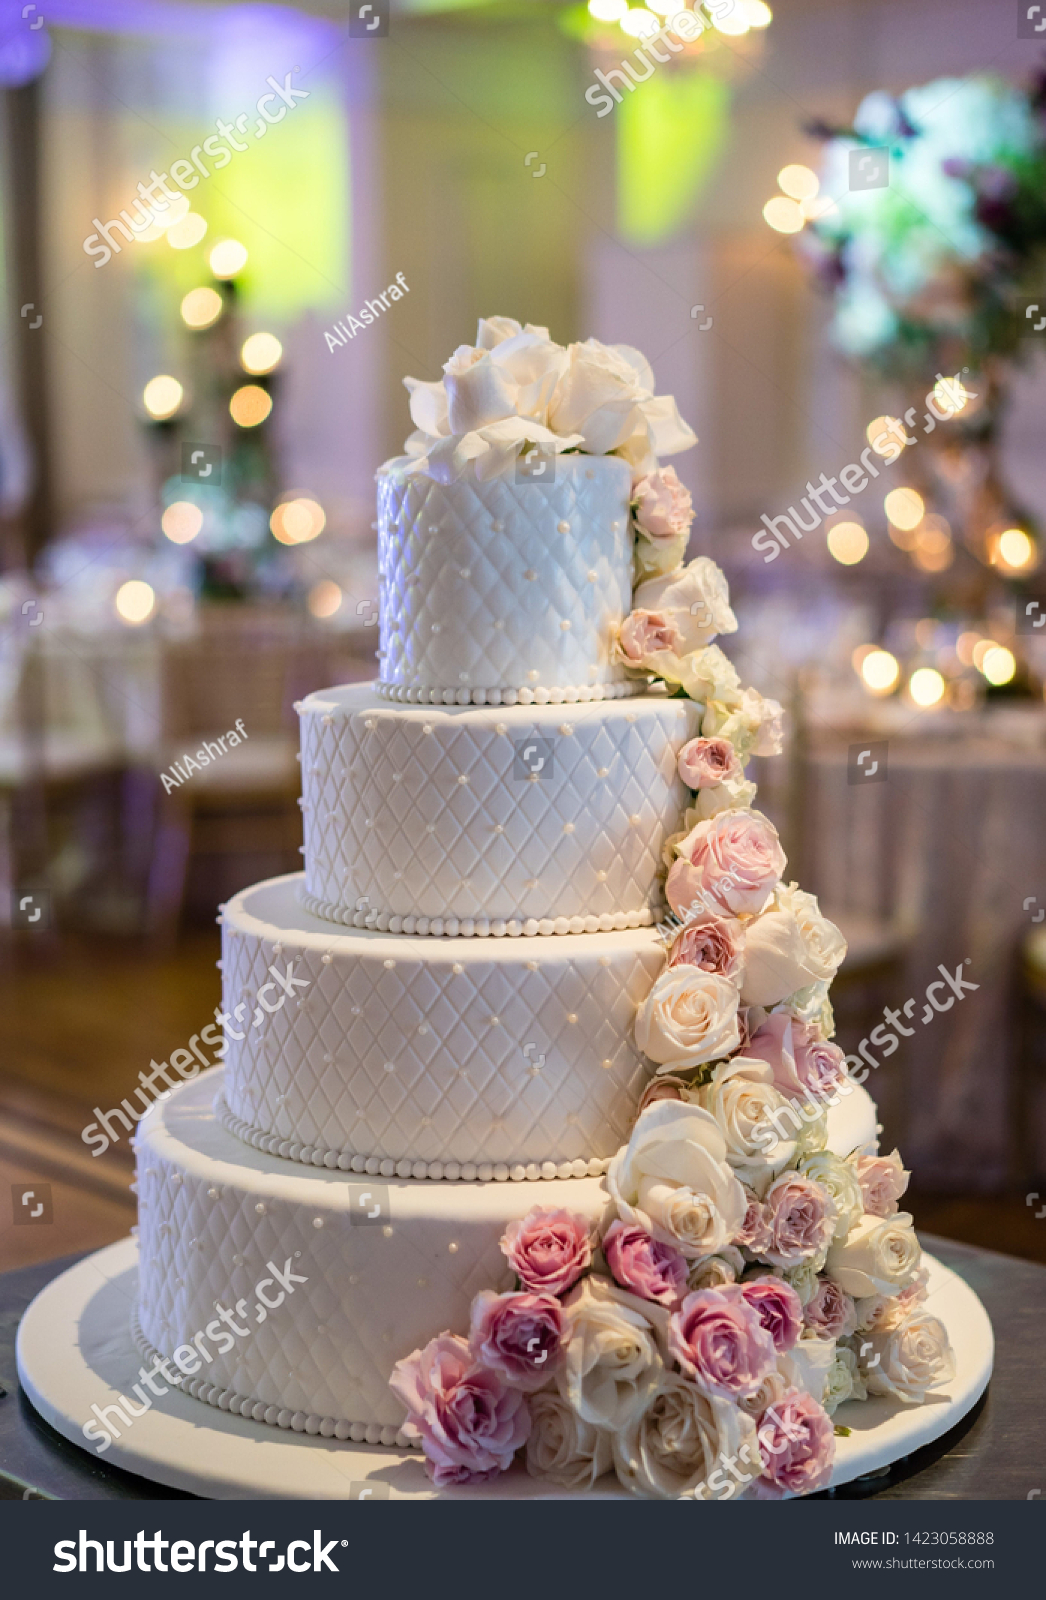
[299,685,699,926]
[378,455,634,691]
[135,1073,613,1430]
[219,875,663,1166]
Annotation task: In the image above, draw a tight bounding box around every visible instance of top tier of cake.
[376,455,637,702]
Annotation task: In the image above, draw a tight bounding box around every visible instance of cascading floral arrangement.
[389,537,956,1497]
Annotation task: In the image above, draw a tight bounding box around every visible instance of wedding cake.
[132,317,954,1498]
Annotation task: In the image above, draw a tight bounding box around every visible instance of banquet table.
[1,1240,1042,1500]
[799,728,1046,1188]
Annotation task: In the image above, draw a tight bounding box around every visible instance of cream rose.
[635,529,689,583]
[695,1056,798,1191]
[524,1391,613,1489]
[634,966,741,1073]
[860,1309,956,1404]
[823,1345,865,1415]
[614,1374,762,1501]
[702,687,785,760]
[607,1100,747,1260]
[780,1335,837,1404]
[557,1277,664,1432]
[690,773,759,821]
[796,1152,864,1242]
[633,558,738,650]
[825,1212,922,1298]
[741,887,847,1007]
[548,338,696,463]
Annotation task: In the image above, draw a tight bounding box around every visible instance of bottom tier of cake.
[134,1071,612,1439]
[135,1069,878,1445]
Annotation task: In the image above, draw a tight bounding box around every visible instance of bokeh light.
[167,213,208,250]
[143,375,184,420]
[270,497,326,545]
[826,520,869,565]
[241,332,283,375]
[992,526,1035,571]
[209,239,248,279]
[620,8,659,36]
[715,1,751,32]
[980,645,1016,686]
[763,196,804,233]
[180,287,223,330]
[913,516,954,572]
[909,667,945,707]
[229,385,273,428]
[932,375,970,414]
[884,487,925,530]
[861,649,900,695]
[588,0,628,16]
[308,580,343,619]
[866,415,906,455]
[956,630,981,666]
[115,580,156,625]
[745,0,773,24]
[161,502,204,544]
[777,164,819,200]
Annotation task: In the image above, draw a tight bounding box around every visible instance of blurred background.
[3,0,1046,1275]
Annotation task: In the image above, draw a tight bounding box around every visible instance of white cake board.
[17,1239,992,1501]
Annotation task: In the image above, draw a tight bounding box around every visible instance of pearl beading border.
[130,1306,417,1452]
[373,678,646,706]
[295,883,657,939]
[216,1094,613,1184]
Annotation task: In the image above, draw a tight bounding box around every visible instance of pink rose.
[389,1333,530,1487]
[603,1219,689,1308]
[667,1287,777,1400]
[636,1074,691,1115]
[854,1149,910,1218]
[677,736,743,791]
[761,1173,837,1268]
[735,1187,772,1254]
[756,1388,835,1495]
[736,1276,803,1353]
[897,1265,930,1313]
[666,911,745,985]
[747,1014,846,1103]
[500,1207,593,1296]
[468,1291,566,1392]
[618,609,682,663]
[633,465,694,542]
[803,1276,857,1339]
[665,809,786,920]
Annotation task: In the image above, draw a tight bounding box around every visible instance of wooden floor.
[2,928,1046,1272]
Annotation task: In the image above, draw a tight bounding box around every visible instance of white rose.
[825,1212,922,1298]
[557,1277,664,1432]
[549,338,696,461]
[782,1258,823,1306]
[793,1104,829,1160]
[860,1309,956,1404]
[634,966,741,1073]
[476,315,525,349]
[776,980,835,1040]
[614,1374,762,1501]
[686,1245,745,1291]
[635,528,689,583]
[695,1056,798,1191]
[780,1335,837,1403]
[702,686,785,761]
[796,1152,864,1242]
[741,888,847,1007]
[737,1364,791,1419]
[688,773,758,823]
[633,558,738,651]
[607,1100,747,1259]
[678,644,744,706]
[443,327,568,434]
[823,1345,865,1415]
[524,1390,613,1489]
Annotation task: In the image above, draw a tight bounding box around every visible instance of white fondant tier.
[134,1071,879,1443]
[298,685,700,933]
[377,455,635,694]
[219,875,664,1170]
[135,1073,613,1435]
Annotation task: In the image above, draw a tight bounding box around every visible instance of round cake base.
[17,1238,992,1501]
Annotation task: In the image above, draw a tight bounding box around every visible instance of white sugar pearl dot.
[587,570,597,582]
[527,670,539,681]
[351,1005,361,1015]
[526,960,538,971]
[312,1217,324,1229]
[383,1225,394,1238]
[364,719,375,730]
[492,520,503,532]
[348,1274,359,1285]
[255,1202,266,1215]
[523,569,537,580]
[495,723,508,734]
[559,724,573,735]
[417,1277,428,1287]
[392,773,401,782]
[567,1013,578,1024]
[418,1024,428,1034]
[599,956,611,967]
[626,713,636,723]
[322,952,332,965]
[611,521,622,532]
[384,1062,395,1073]
[630,814,641,826]
[598,766,609,777]
[457,774,469,785]
[563,823,575,834]
[426,823,436,833]
[460,568,470,579]
[489,1015,500,1026]
[493,824,504,834]
[557,520,570,533]
[383,959,396,969]
[431,622,441,632]
[393,871,403,880]
[459,672,469,682]
[422,725,433,735]
[602,1059,613,1070]
[597,869,608,881]
[448,1241,459,1253]
[452,963,464,975]
[560,620,571,631]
